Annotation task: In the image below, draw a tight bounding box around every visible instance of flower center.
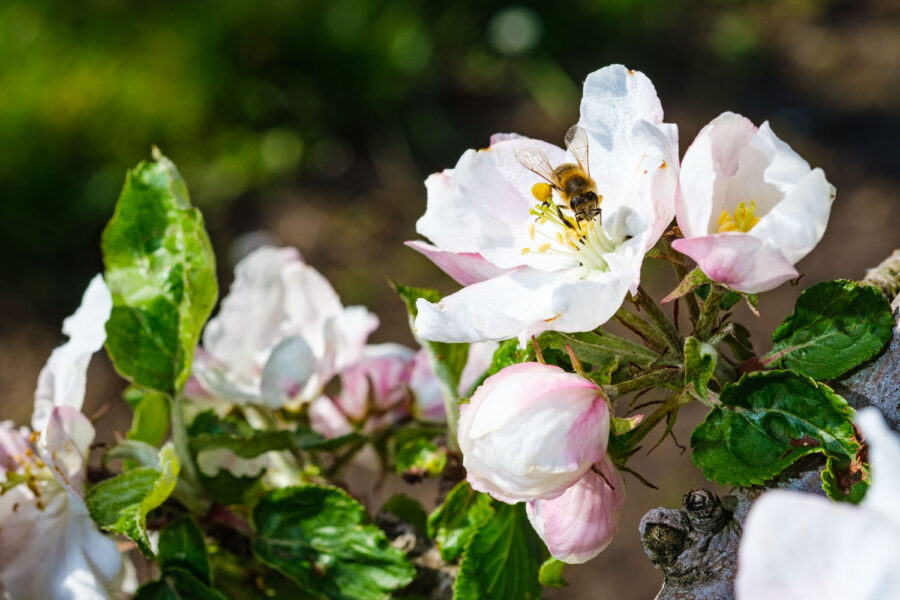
[520,193,618,274]
[717,200,760,233]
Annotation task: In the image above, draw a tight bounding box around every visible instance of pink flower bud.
[458,362,609,503]
[526,455,625,564]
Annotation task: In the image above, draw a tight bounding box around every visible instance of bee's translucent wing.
[515,147,562,189]
[564,124,590,176]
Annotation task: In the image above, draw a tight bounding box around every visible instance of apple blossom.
[408,341,498,422]
[527,455,625,564]
[194,246,378,408]
[1,276,134,600]
[410,64,679,343]
[458,362,610,503]
[673,111,835,293]
[736,408,900,600]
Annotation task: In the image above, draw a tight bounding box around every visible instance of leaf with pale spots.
[86,443,180,556]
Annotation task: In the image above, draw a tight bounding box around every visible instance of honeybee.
[516,125,601,225]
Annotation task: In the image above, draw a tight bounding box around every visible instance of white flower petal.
[677,112,758,238]
[855,408,900,529]
[196,448,270,478]
[40,407,95,498]
[737,491,900,600]
[260,335,317,409]
[416,137,569,271]
[32,275,112,432]
[309,396,354,439]
[578,65,679,247]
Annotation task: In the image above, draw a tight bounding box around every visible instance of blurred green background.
[1,0,898,597]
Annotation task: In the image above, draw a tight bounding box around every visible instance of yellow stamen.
[718,200,760,233]
[528,222,535,240]
[521,247,531,255]
[537,242,551,253]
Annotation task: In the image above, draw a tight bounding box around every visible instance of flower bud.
[458,362,609,503]
[526,455,625,564]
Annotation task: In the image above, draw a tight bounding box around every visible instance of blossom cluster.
[0,61,859,599]
[407,64,836,563]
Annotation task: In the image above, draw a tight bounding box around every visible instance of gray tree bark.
[639,250,900,600]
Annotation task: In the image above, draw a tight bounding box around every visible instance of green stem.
[604,366,682,400]
[170,394,200,489]
[620,392,691,454]
[696,285,726,340]
[635,286,684,357]
[615,307,667,352]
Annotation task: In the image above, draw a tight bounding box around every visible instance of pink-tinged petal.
[672,234,798,294]
[678,112,758,238]
[335,343,415,419]
[408,350,446,422]
[527,456,625,564]
[309,396,354,439]
[490,132,524,145]
[405,241,512,286]
[417,137,569,272]
[0,423,31,472]
[459,363,609,503]
[32,275,112,432]
[578,65,679,249]
[41,407,95,497]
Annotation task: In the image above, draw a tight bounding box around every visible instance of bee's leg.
[556,205,577,230]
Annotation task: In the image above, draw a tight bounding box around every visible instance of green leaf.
[723,322,755,362]
[485,338,536,378]
[453,502,543,600]
[539,331,660,370]
[822,455,869,504]
[662,266,711,303]
[395,438,447,478]
[380,494,429,536]
[102,150,218,395]
[158,516,211,585]
[252,485,415,600]
[293,429,367,452]
[539,557,568,588]
[128,389,171,446]
[190,430,295,460]
[427,482,494,563]
[394,283,470,424]
[769,280,894,380]
[133,568,226,600]
[691,371,859,487]
[684,336,717,401]
[86,443,180,556]
[610,415,644,436]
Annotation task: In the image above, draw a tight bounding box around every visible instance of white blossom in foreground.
[0,276,134,600]
[736,408,900,600]
[194,246,378,408]
[458,362,609,503]
[527,455,625,564]
[673,112,835,293]
[410,64,679,343]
